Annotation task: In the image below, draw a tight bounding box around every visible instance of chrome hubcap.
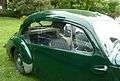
[15,53,24,73]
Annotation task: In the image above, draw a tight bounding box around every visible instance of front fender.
[13,37,32,64]
[5,32,33,73]
[13,37,33,73]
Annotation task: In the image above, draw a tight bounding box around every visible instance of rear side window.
[25,20,93,53]
[30,21,53,29]
[40,21,53,26]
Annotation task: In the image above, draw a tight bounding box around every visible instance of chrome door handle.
[93,65,108,72]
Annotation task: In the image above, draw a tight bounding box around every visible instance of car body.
[5,9,120,81]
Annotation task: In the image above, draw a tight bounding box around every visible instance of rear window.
[30,21,53,29]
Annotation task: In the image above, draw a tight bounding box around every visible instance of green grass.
[0,17,38,81]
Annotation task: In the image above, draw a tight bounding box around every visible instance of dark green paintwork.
[30,44,112,81]
[20,9,95,34]
[6,9,120,81]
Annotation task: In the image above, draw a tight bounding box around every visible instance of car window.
[30,21,53,29]
[31,22,40,27]
[40,21,53,26]
[49,24,72,50]
[26,20,93,53]
[72,26,94,52]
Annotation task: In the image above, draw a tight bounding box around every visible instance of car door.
[27,21,115,81]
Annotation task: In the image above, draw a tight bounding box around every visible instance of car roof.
[20,9,107,33]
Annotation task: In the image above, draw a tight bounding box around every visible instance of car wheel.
[13,48,25,74]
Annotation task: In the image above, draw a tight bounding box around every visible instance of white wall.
[0,6,2,9]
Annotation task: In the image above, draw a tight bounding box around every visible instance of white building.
[0,0,3,10]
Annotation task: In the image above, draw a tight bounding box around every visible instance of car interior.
[23,20,93,52]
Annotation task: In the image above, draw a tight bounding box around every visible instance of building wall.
[0,0,3,9]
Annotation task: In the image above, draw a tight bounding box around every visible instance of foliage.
[2,0,120,18]
[0,17,38,81]
[7,0,52,18]
[51,0,104,10]
[51,0,120,17]
[37,0,120,17]
[0,10,15,17]
[116,5,120,15]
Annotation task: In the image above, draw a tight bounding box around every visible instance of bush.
[0,9,16,17]
[7,0,53,18]
[2,0,120,18]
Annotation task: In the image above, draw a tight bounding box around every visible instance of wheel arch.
[10,44,33,74]
[10,46,16,59]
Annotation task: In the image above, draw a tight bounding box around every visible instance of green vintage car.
[5,9,120,81]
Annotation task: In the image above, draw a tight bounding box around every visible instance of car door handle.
[93,65,108,72]
[91,65,108,75]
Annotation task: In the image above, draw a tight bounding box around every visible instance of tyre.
[13,48,25,74]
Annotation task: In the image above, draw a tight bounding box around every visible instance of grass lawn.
[0,17,38,81]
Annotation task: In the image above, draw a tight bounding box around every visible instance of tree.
[3,0,7,9]
[7,0,52,17]
[4,0,120,17]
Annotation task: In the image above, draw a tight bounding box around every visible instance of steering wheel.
[74,41,93,52]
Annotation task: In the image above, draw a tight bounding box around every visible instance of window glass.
[27,21,93,53]
[31,22,40,27]
[40,21,53,26]
[30,21,53,29]
[49,24,72,50]
[72,26,93,52]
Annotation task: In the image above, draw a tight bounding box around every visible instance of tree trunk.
[3,0,7,10]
